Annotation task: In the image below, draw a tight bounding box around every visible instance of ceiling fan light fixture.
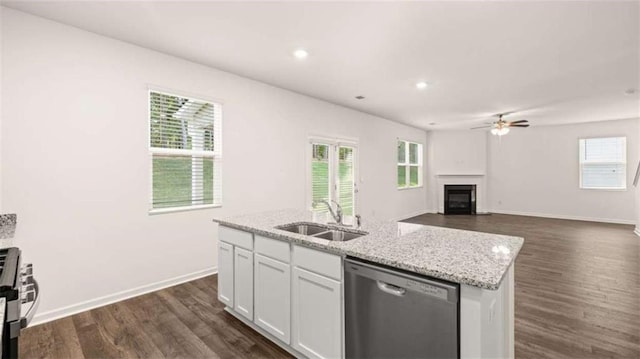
[491,127,510,136]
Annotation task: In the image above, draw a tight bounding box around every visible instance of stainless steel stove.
[0,248,39,359]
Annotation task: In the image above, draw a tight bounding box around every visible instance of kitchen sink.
[276,223,330,235]
[313,230,365,242]
[275,222,367,242]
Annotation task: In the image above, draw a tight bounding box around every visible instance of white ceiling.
[3,1,639,130]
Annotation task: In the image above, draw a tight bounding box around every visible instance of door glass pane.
[409,143,419,164]
[397,141,406,163]
[312,144,330,212]
[338,147,355,216]
[409,166,419,186]
[398,165,407,188]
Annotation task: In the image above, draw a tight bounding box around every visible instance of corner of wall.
[636,118,640,234]
[425,130,437,212]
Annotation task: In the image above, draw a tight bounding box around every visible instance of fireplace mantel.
[435,175,488,214]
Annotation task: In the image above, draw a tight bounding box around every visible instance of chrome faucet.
[313,199,343,225]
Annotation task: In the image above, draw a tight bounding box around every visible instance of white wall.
[428,120,638,224]
[428,130,488,175]
[488,118,638,223]
[1,8,427,322]
[0,5,3,211]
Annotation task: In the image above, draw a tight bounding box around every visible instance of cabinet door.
[254,254,291,344]
[217,241,234,307]
[292,267,342,359]
[234,247,254,320]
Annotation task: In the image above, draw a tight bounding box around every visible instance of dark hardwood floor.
[20,276,292,359]
[404,213,640,359]
[20,214,639,358]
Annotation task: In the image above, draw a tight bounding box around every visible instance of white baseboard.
[31,267,217,327]
[635,227,640,237]
[490,209,636,225]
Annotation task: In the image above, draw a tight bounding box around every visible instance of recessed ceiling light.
[416,81,428,90]
[355,96,365,100]
[293,48,308,60]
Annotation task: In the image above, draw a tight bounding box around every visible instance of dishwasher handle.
[376,281,406,297]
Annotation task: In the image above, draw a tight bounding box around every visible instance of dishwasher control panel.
[405,279,449,300]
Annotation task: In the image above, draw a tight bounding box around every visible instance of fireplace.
[444,185,476,215]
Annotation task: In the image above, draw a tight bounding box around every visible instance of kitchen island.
[213,209,523,359]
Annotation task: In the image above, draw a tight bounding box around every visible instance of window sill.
[579,187,627,192]
[398,185,424,191]
[149,204,222,215]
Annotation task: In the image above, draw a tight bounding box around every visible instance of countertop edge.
[213,217,521,291]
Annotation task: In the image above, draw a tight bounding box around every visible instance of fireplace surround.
[444,184,477,215]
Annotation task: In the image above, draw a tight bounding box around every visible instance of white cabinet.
[218,227,343,359]
[254,253,291,344]
[218,225,254,319]
[217,241,234,307]
[291,244,343,359]
[234,246,254,320]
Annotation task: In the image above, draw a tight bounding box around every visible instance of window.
[579,137,626,189]
[397,140,423,188]
[310,139,357,216]
[149,90,222,212]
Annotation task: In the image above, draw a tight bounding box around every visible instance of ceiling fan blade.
[509,124,530,127]
[507,120,528,125]
[471,126,492,130]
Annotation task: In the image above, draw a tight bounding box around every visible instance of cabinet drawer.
[219,226,253,250]
[293,245,342,281]
[255,235,290,263]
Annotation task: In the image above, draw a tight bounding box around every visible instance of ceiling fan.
[471,113,529,136]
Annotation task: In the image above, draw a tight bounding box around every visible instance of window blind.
[338,146,355,216]
[579,137,626,189]
[150,91,222,210]
[311,143,330,213]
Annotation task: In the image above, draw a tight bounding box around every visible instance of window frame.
[307,136,359,217]
[397,139,423,190]
[578,136,627,191]
[148,87,223,214]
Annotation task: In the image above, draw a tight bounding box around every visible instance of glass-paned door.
[310,140,357,216]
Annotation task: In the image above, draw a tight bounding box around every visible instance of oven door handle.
[20,278,40,329]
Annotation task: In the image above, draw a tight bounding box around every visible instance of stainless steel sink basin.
[276,223,330,235]
[313,230,366,242]
[275,222,367,242]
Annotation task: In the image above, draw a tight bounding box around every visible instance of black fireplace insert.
[444,185,476,215]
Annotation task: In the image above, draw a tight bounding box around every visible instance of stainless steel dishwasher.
[345,257,459,359]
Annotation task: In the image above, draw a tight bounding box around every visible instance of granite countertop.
[213,209,524,290]
[0,214,17,241]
